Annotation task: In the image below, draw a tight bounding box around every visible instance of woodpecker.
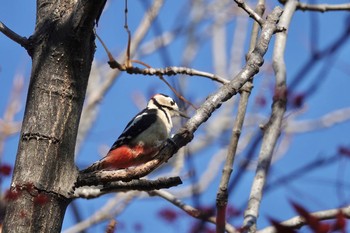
[81,93,188,173]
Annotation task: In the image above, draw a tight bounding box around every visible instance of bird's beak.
[177,110,190,119]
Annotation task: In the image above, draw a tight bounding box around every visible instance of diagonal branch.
[258,206,350,233]
[216,82,253,233]
[150,190,238,233]
[0,21,29,49]
[233,0,265,26]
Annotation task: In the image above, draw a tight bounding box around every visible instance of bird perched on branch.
[81,93,188,173]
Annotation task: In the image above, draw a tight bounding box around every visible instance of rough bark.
[3,0,106,232]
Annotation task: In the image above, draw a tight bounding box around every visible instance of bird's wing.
[109,108,158,151]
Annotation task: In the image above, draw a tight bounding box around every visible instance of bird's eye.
[170,100,175,106]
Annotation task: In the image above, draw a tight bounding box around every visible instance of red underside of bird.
[98,145,158,170]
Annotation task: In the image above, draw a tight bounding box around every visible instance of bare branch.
[125,66,229,84]
[172,149,227,199]
[258,206,350,233]
[243,0,296,230]
[286,107,350,133]
[217,1,265,232]
[0,21,29,48]
[216,82,253,232]
[63,192,139,233]
[233,0,264,26]
[120,61,198,109]
[73,177,182,199]
[150,190,238,233]
[297,2,350,12]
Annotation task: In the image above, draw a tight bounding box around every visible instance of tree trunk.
[3,0,106,232]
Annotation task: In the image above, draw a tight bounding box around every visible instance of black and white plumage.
[81,93,188,173]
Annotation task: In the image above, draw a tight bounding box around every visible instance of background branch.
[150,190,238,233]
[258,206,350,233]
[297,2,350,12]
[216,0,265,232]
[243,0,295,231]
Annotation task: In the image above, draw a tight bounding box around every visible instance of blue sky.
[1,0,350,232]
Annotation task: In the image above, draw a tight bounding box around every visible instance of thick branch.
[73,177,182,199]
[151,190,238,233]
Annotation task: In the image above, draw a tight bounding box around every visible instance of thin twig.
[123,0,132,68]
[233,0,264,26]
[216,82,253,233]
[125,66,229,84]
[150,190,238,233]
[100,9,200,111]
[0,21,29,48]
[95,33,125,70]
[63,192,138,233]
[297,2,350,12]
[126,63,198,109]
